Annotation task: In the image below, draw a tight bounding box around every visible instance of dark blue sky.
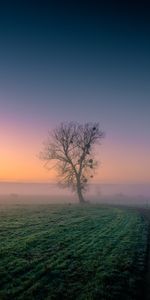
[0,1,150,183]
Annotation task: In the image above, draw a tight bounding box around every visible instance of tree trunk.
[77,183,85,203]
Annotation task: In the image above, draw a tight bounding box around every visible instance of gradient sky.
[0,1,150,183]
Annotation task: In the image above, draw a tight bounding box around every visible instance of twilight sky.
[0,1,150,183]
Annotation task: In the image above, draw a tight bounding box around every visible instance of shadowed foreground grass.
[0,204,148,299]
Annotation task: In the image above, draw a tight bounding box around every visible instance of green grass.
[0,204,148,299]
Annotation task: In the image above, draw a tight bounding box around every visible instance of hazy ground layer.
[0,204,148,300]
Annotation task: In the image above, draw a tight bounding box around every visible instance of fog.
[0,182,150,197]
[0,182,150,207]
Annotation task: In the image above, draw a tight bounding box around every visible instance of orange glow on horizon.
[0,132,150,184]
[0,125,56,182]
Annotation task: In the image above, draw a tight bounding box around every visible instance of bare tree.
[40,122,104,203]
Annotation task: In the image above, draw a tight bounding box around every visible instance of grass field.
[0,204,148,300]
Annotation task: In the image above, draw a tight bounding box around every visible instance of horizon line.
[0,181,150,185]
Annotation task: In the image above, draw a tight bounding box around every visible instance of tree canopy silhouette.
[40,122,104,203]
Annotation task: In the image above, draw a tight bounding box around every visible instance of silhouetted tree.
[40,122,104,203]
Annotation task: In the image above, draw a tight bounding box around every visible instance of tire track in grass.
[0,209,123,298]
[135,208,150,300]
[0,205,148,300]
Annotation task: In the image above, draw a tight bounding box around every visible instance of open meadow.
[0,203,149,300]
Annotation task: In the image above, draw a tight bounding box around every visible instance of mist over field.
[1,182,150,196]
[0,182,150,206]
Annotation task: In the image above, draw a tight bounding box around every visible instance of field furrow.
[0,204,148,300]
